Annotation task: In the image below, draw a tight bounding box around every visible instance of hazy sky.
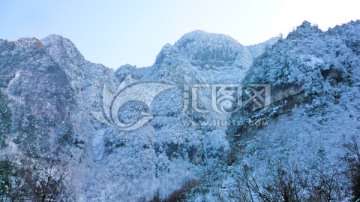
[1,0,359,69]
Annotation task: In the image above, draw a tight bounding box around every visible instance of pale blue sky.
[1,0,359,69]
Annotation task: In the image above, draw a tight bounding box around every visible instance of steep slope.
[185,21,360,201]
[0,31,276,201]
[85,31,271,201]
[0,37,75,158]
[2,21,359,201]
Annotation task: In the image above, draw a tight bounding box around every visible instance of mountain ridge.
[0,20,360,201]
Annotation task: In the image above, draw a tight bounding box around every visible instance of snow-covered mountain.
[0,21,359,201]
[189,21,360,202]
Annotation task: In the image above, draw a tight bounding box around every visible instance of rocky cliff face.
[189,21,360,201]
[1,21,360,201]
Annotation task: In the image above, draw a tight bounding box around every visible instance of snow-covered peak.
[287,20,322,39]
[41,34,84,64]
[174,30,245,59]
[175,30,243,47]
[154,30,252,71]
